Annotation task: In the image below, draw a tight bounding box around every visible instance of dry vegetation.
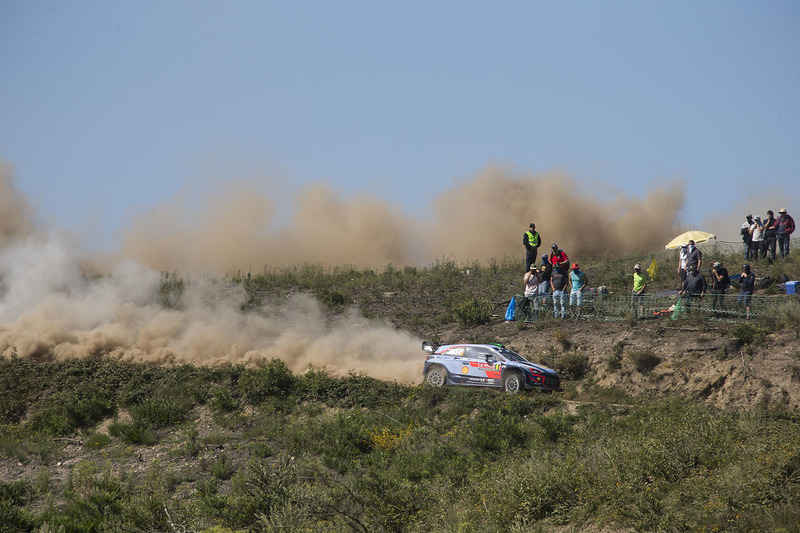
[2,249,800,532]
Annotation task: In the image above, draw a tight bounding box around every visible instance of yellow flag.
[647,258,658,281]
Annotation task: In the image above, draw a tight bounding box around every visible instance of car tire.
[424,365,447,387]
[502,372,524,394]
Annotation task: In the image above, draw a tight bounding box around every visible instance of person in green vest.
[523,223,541,272]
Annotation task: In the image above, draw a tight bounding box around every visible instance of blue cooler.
[787,281,798,295]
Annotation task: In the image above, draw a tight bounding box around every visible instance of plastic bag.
[505,296,517,321]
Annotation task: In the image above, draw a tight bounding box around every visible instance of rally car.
[421,341,561,394]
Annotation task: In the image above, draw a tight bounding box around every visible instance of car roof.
[437,343,502,351]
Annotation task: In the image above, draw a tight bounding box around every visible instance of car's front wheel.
[424,365,447,387]
[502,372,524,394]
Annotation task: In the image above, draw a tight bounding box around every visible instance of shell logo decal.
[461,366,470,374]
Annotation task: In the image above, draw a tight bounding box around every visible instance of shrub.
[108,421,156,445]
[212,453,234,480]
[553,329,573,350]
[239,359,296,403]
[629,349,662,373]
[452,294,493,327]
[129,394,193,428]
[559,352,590,380]
[732,323,770,344]
[84,432,111,450]
[607,352,623,371]
[316,288,348,308]
[28,389,115,436]
[209,387,240,413]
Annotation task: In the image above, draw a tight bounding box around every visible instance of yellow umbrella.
[665,230,716,250]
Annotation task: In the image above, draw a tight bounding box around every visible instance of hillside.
[1,252,800,532]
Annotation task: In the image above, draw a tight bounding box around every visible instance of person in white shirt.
[750,216,764,261]
[519,264,541,320]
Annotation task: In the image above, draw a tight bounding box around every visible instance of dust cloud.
[0,160,689,380]
[119,166,687,272]
[0,234,422,382]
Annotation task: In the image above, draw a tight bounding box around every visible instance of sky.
[1,1,799,271]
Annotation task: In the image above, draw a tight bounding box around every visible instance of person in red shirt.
[549,243,569,276]
[777,208,795,259]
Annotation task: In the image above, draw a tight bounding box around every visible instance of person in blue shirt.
[568,263,589,318]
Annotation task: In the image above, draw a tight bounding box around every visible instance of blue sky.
[1,1,798,252]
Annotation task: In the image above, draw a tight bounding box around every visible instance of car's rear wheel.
[424,365,447,387]
[502,372,524,394]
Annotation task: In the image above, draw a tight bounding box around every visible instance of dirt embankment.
[411,316,800,411]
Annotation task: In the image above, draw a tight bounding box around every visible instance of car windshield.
[496,347,530,363]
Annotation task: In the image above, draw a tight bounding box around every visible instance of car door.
[462,346,503,386]
[437,346,470,384]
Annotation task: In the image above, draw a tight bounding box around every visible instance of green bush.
[84,432,111,450]
[28,388,115,436]
[239,359,296,403]
[129,393,193,428]
[559,352,590,380]
[452,294,493,327]
[108,421,156,445]
[732,322,770,344]
[629,349,662,373]
[0,480,35,532]
[316,288,348,308]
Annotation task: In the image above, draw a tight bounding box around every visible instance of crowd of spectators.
[741,208,795,262]
[519,209,795,321]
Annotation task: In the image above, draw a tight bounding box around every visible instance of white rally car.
[421,341,561,394]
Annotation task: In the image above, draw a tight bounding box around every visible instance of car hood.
[512,361,557,375]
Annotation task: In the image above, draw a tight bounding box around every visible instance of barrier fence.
[511,292,798,322]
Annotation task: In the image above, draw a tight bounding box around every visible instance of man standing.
[523,223,541,272]
[519,264,541,321]
[677,244,689,282]
[679,264,706,313]
[750,216,764,261]
[777,208,795,259]
[710,261,730,316]
[686,240,702,272]
[568,263,589,318]
[738,264,755,319]
[632,264,647,319]
[539,254,552,307]
[763,210,777,263]
[551,265,567,319]
[549,244,569,276]
[741,214,754,260]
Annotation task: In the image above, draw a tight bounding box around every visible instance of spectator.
[763,210,777,263]
[519,264,541,321]
[738,264,755,319]
[551,266,568,319]
[632,263,647,319]
[777,208,795,259]
[679,264,706,312]
[568,263,589,318]
[710,261,730,316]
[686,240,703,272]
[677,244,689,282]
[750,216,764,261]
[539,254,552,306]
[523,223,541,272]
[741,214,754,260]
[549,244,569,276]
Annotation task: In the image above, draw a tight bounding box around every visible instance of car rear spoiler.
[421,341,440,354]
